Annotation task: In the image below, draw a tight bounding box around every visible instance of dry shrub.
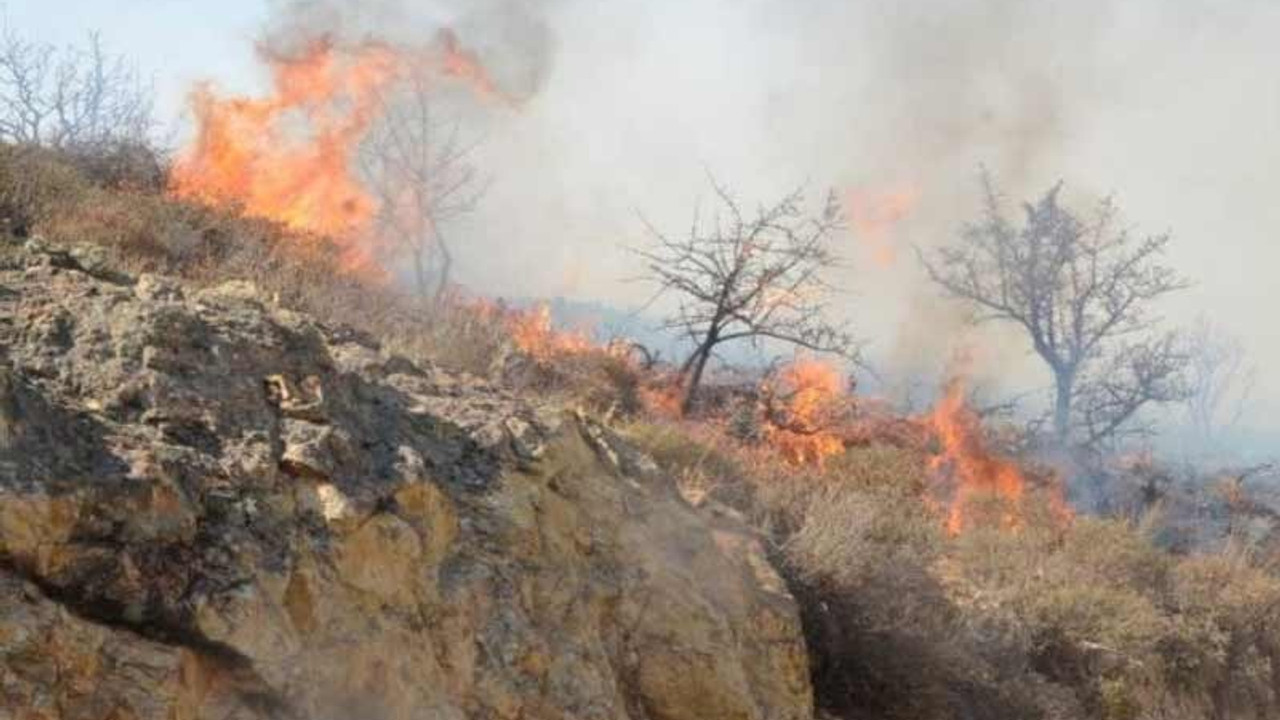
[786,478,1044,720]
[621,419,763,511]
[0,141,534,380]
[60,141,168,191]
[787,481,940,594]
[9,139,1280,720]
[628,410,1280,720]
[754,445,928,535]
[1164,550,1280,718]
[500,347,649,418]
[0,145,91,236]
[946,514,1280,720]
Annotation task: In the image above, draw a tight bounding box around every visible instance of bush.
[0,145,91,236]
[8,134,1280,720]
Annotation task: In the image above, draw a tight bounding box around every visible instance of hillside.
[2,147,1280,720]
[0,237,809,718]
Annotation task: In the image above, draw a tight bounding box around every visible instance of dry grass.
[7,140,1280,720]
[624,411,1280,720]
[0,143,557,383]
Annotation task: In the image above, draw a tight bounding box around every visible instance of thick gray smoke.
[263,0,555,98]
[32,0,1278,453]
[281,0,1275,454]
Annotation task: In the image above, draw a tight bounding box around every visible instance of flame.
[926,379,1024,533]
[506,303,595,359]
[170,32,506,275]
[436,28,505,101]
[170,40,399,272]
[923,378,1073,534]
[761,357,848,466]
[640,381,686,420]
[846,186,918,268]
[468,300,599,362]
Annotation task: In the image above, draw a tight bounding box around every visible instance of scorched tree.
[920,173,1191,450]
[636,177,857,415]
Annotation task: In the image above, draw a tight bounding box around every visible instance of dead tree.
[0,27,153,151]
[360,71,485,300]
[636,178,857,415]
[1185,317,1256,444]
[920,173,1191,450]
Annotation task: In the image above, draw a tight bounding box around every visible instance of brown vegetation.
[4,142,1279,720]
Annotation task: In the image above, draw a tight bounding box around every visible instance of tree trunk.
[681,335,718,416]
[434,233,453,305]
[411,246,429,298]
[1053,370,1074,446]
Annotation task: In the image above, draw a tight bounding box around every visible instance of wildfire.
[506,303,595,360]
[923,378,1073,534]
[640,380,686,420]
[170,31,506,274]
[170,40,397,272]
[761,357,849,466]
[846,186,918,268]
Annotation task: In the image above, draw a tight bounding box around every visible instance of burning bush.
[759,356,854,467]
[923,378,1074,535]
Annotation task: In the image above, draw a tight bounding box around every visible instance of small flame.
[923,378,1073,534]
[640,380,686,420]
[761,357,848,466]
[507,303,595,359]
[926,379,1024,533]
[846,186,918,268]
[436,28,505,101]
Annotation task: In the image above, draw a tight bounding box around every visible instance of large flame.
[170,31,506,275]
[761,357,849,466]
[170,39,399,272]
[846,186,918,268]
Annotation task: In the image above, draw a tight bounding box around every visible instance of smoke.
[183,0,1280,437]
[263,0,556,98]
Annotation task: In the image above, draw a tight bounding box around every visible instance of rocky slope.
[0,238,811,720]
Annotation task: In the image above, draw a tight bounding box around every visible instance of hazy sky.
[9,0,1280,446]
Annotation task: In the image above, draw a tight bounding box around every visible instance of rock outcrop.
[0,239,811,720]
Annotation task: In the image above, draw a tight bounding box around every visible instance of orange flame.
[846,186,918,268]
[170,32,506,275]
[640,380,686,420]
[170,39,399,272]
[761,357,849,466]
[924,378,1073,534]
[436,28,505,101]
[507,303,595,359]
[926,379,1024,533]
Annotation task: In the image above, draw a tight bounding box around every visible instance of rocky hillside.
[0,237,811,720]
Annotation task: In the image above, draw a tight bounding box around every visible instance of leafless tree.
[0,24,153,151]
[636,177,857,414]
[1185,318,1256,442]
[360,71,485,300]
[920,173,1191,450]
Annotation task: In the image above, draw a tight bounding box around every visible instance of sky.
[7,0,1280,456]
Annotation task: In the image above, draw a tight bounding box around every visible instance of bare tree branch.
[0,24,153,151]
[1184,318,1256,445]
[635,177,858,414]
[920,171,1191,450]
[359,69,486,300]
